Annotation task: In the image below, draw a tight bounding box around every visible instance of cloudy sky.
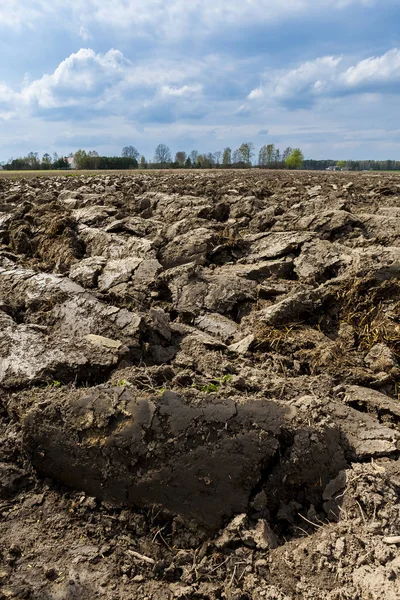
[1,0,400,162]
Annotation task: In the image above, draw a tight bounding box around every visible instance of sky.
[1,0,400,162]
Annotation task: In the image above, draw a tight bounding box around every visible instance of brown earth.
[1,169,400,599]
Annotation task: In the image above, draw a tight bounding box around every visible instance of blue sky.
[1,0,400,162]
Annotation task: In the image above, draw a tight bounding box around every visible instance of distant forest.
[2,144,400,171]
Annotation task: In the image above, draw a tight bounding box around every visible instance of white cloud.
[0,1,48,28]
[0,83,17,104]
[4,45,400,126]
[272,56,342,105]
[248,48,400,108]
[0,0,378,33]
[340,48,400,88]
[247,88,264,100]
[0,48,209,125]
[79,26,92,40]
[160,84,203,97]
[20,49,131,109]
[0,83,18,120]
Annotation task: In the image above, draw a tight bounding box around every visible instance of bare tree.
[282,147,293,162]
[122,146,140,160]
[232,149,240,164]
[258,145,268,167]
[206,152,215,167]
[154,144,172,167]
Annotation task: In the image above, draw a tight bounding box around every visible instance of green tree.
[41,153,52,169]
[175,151,187,166]
[87,150,100,169]
[266,144,275,165]
[222,147,232,166]
[238,142,254,165]
[336,160,346,169]
[259,144,276,167]
[27,152,40,169]
[285,148,304,170]
[74,149,88,169]
[282,147,293,162]
[195,154,214,169]
[53,157,69,169]
[140,155,147,169]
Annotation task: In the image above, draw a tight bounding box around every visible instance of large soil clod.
[22,388,287,530]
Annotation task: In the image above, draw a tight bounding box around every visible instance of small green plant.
[197,374,233,394]
[220,374,233,384]
[113,379,127,387]
[200,382,220,393]
[46,379,62,388]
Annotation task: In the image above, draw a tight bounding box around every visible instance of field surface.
[1,170,400,599]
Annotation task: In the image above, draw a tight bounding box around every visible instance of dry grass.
[254,324,303,352]
[336,278,400,356]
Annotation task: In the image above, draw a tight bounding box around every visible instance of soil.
[1,169,400,599]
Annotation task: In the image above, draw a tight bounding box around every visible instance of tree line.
[2,151,137,171]
[4,145,399,172]
[3,152,66,171]
[1,143,305,171]
[149,143,304,169]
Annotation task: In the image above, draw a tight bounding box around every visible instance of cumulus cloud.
[248,48,400,109]
[340,49,400,90]
[21,49,130,110]
[4,45,400,125]
[0,48,208,124]
[272,56,342,107]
